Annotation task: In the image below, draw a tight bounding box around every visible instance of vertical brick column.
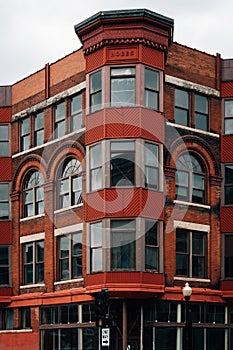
[44,180,55,292]
[10,191,20,295]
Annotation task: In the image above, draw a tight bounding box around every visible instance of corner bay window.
[58,158,82,209]
[176,153,205,204]
[90,222,103,272]
[89,140,160,191]
[145,221,159,270]
[176,228,207,278]
[23,240,44,285]
[144,68,159,109]
[224,235,233,278]
[58,232,82,280]
[0,246,11,286]
[90,70,102,112]
[0,183,9,219]
[224,100,233,134]
[23,170,44,217]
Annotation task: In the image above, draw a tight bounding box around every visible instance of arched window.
[58,158,82,209]
[23,170,44,217]
[176,153,206,204]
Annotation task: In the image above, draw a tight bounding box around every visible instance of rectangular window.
[90,222,102,272]
[0,246,10,286]
[110,141,135,186]
[54,102,66,138]
[145,142,159,189]
[23,240,44,285]
[70,94,82,132]
[144,68,159,110]
[90,143,102,191]
[0,124,9,156]
[111,220,136,270]
[58,232,82,280]
[224,165,233,205]
[34,111,44,146]
[224,100,233,134]
[21,117,30,151]
[111,67,135,107]
[145,221,159,270]
[0,309,14,330]
[90,70,102,113]
[176,229,206,278]
[0,183,9,219]
[20,307,31,328]
[174,89,189,126]
[225,235,233,278]
[194,94,208,131]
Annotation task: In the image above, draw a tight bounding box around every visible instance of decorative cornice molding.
[83,37,167,55]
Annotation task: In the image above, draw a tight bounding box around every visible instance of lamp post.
[182,282,192,350]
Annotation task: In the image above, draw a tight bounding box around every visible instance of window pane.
[36,241,44,262]
[90,71,102,93]
[192,256,205,278]
[25,244,33,263]
[91,168,102,191]
[0,266,9,285]
[73,233,82,255]
[25,265,33,284]
[92,248,102,271]
[22,118,30,135]
[71,94,82,114]
[111,232,135,270]
[36,263,44,282]
[91,223,102,247]
[0,247,8,265]
[55,103,65,121]
[195,94,208,113]
[225,100,233,116]
[35,129,44,146]
[0,183,8,200]
[225,117,233,133]
[176,230,188,253]
[60,236,69,258]
[195,112,207,131]
[175,108,188,126]
[192,233,204,254]
[145,246,158,270]
[0,203,9,219]
[145,167,159,189]
[90,144,102,168]
[176,254,188,275]
[145,69,158,91]
[73,256,82,277]
[60,259,69,279]
[145,143,158,166]
[0,125,8,140]
[175,89,188,108]
[111,142,135,186]
[35,112,44,130]
[225,235,233,277]
[225,165,233,184]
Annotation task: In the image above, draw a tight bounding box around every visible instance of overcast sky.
[0,0,232,85]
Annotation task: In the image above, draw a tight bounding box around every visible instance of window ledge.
[0,329,32,334]
[54,203,83,214]
[174,200,210,210]
[20,213,45,222]
[166,121,220,138]
[20,283,45,289]
[54,278,83,286]
[174,276,211,283]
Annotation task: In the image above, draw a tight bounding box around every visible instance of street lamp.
[182,282,192,350]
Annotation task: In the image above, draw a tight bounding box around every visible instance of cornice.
[83,37,167,56]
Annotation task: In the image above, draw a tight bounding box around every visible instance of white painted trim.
[12,81,86,120]
[54,203,83,215]
[20,213,45,222]
[166,121,220,138]
[174,200,211,210]
[0,329,33,334]
[20,283,45,289]
[174,276,211,283]
[54,278,84,285]
[174,220,210,232]
[165,74,220,97]
[20,232,45,244]
[54,223,83,236]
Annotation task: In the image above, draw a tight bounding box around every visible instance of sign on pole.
[102,328,110,347]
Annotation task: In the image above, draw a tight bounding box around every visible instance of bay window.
[144,68,159,109]
[111,67,135,106]
[90,70,102,112]
[110,141,135,186]
[90,222,103,272]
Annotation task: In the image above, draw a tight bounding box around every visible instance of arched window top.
[61,158,82,178]
[176,153,204,173]
[24,170,44,189]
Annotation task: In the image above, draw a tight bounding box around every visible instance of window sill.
[174,276,211,283]
[174,200,210,210]
[166,121,220,138]
[54,278,83,286]
[0,329,32,334]
[54,203,83,214]
[20,283,45,289]
[20,213,45,222]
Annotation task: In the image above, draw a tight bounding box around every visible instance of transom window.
[90,70,102,112]
[23,240,44,285]
[0,183,9,219]
[144,68,159,110]
[111,220,136,271]
[110,141,135,186]
[174,88,209,131]
[224,164,233,205]
[224,100,233,134]
[58,158,82,209]
[0,246,11,286]
[57,232,82,280]
[224,235,233,278]
[176,228,207,278]
[0,124,9,156]
[23,170,44,217]
[111,67,135,106]
[176,153,205,204]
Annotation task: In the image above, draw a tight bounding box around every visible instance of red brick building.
[0,8,233,349]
